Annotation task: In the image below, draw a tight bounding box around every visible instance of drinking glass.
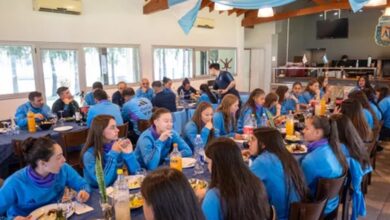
[58,110,65,126]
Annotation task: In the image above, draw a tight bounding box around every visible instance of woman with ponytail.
[0,137,90,219]
[300,116,348,215]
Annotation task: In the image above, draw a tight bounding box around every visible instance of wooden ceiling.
[143,0,390,27]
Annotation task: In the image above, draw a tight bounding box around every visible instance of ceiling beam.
[143,0,168,14]
[242,1,351,26]
[200,0,212,10]
[236,9,248,17]
[228,9,237,16]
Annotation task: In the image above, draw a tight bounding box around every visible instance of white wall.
[0,0,245,119]
[244,22,277,93]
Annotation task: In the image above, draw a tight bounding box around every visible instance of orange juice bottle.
[320,98,326,116]
[170,143,182,171]
[286,111,294,136]
[27,110,36,133]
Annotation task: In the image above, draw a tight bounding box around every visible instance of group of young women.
[1,75,389,220]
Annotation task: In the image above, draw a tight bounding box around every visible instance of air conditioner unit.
[33,0,82,15]
[195,17,215,29]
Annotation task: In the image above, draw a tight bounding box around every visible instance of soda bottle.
[170,143,182,171]
[27,110,36,133]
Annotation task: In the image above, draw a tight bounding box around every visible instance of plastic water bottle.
[179,90,187,108]
[114,169,131,220]
[193,134,205,175]
[261,113,268,127]
[243,114,256,140]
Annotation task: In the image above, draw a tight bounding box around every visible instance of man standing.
[151,81,177,112]
[135,78,154,101]
[209,63,240,100]
[15,91,51,129]
[86,89,123,127]
[52,87,80,118]
[112,81,127,108]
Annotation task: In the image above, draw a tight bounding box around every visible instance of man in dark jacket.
[151,81,177,112]
[209,63,240,100]
[112,81,127,107]
[52,87,80,118]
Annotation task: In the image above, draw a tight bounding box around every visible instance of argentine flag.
[169,0,202,34]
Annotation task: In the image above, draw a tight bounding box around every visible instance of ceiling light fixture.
[258,7,274,17]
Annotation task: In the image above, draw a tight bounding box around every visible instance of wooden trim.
[200,0,212,10]
[143,0,169,14]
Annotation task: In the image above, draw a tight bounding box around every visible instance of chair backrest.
[270,205,277,220]
[315,172,347,202]
[60,129,89,149]
[12,139,25,168]
[0,178,3,188]
[117,122,128,138]
[137,120,150,133]
[289,198,327,220]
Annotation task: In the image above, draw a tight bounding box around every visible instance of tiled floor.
[360,141,390,220]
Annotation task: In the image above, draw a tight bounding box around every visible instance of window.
[84,47,140,86]
[195,48,237,77]
[153,47,236,80]
[153,48,193,80]
[0,45,35,95]
[41,49,80,107]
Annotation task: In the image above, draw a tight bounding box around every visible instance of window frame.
[0,41,142,101]
[152,45,237,82]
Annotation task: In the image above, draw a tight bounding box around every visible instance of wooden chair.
[315,173,347,220]
[117,122,128,139]
[289,198,327,220]
[137,120,151,133]
[366,122,383,185]
[270,205,277,220]
[0,178,3,188]
[59,128,89,173]
[12,139,25,169]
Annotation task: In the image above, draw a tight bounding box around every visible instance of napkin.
[73,202,94,215]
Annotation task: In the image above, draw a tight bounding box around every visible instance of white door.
[249,48,265,91]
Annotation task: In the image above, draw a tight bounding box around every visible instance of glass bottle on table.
[285,111,294,136]
[320,97,326,116]
[114,169,131,220]
[170,143,182,172]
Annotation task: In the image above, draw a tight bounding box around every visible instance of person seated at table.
[86,89,123,128]
[0,137,90,219]
[201,137,271,220]
[213,94,240,137]
[348,91,380,131]
[300,116,348,215]
[52,86,80,118]
[152,81,177,112]
[183,102,219,150]
[136,78,154,101]
[298,79,321,105]
[292,82,303,100]
[376,85,389,103]
[210,63,240,101]
[122,87,153,144]
[15,91,51,129]
[247,127,309,220]
[340,99,372,142]
[81,115,140,187]
[363,88,382,121]
[331,114,372,220]
[135,108,192,170]
[317,75,328,97]
[177,78,197,100]
[112,81,127,108]
[377,85,390,140]
[141,167,205,220]
[275,85,298,115]
[163,76,173,91]
[84,81,103,106]
[198,84,218,105]
[264,92,281,118]
[350,76,373,94]
[237,89,266,133]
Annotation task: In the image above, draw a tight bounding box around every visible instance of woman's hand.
[159,130,172,142]
[14,216,32,220]
[77,190,90,203]
[194,188,207,203]
[205,121,213,130]
[119,138,134,154]
[111,141,122,153]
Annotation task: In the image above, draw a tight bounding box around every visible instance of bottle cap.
[117,169,123,175]
[173,143,178,148]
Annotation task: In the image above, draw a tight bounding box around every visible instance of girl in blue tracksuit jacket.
[237,89,266,133]
[135,108,192,170]
[81,114,140,188]
[0,137,90,219]
[213,94,240,137]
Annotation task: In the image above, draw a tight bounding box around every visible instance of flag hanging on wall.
[375,15,390,46]
[168,0,202,34]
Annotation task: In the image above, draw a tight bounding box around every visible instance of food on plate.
[129,193,144,209]
[127,175,144,189]
[188,178,208,190]
[286,144,307,154]
[37,208,65,220]
[285,135,301,142]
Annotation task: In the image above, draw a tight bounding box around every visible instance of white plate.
[125,175,145,190]
[230,137,246,144]
[53,126,73,132]
[0,128,6,134]
[30,203,74,220]
[182,157,196,169]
